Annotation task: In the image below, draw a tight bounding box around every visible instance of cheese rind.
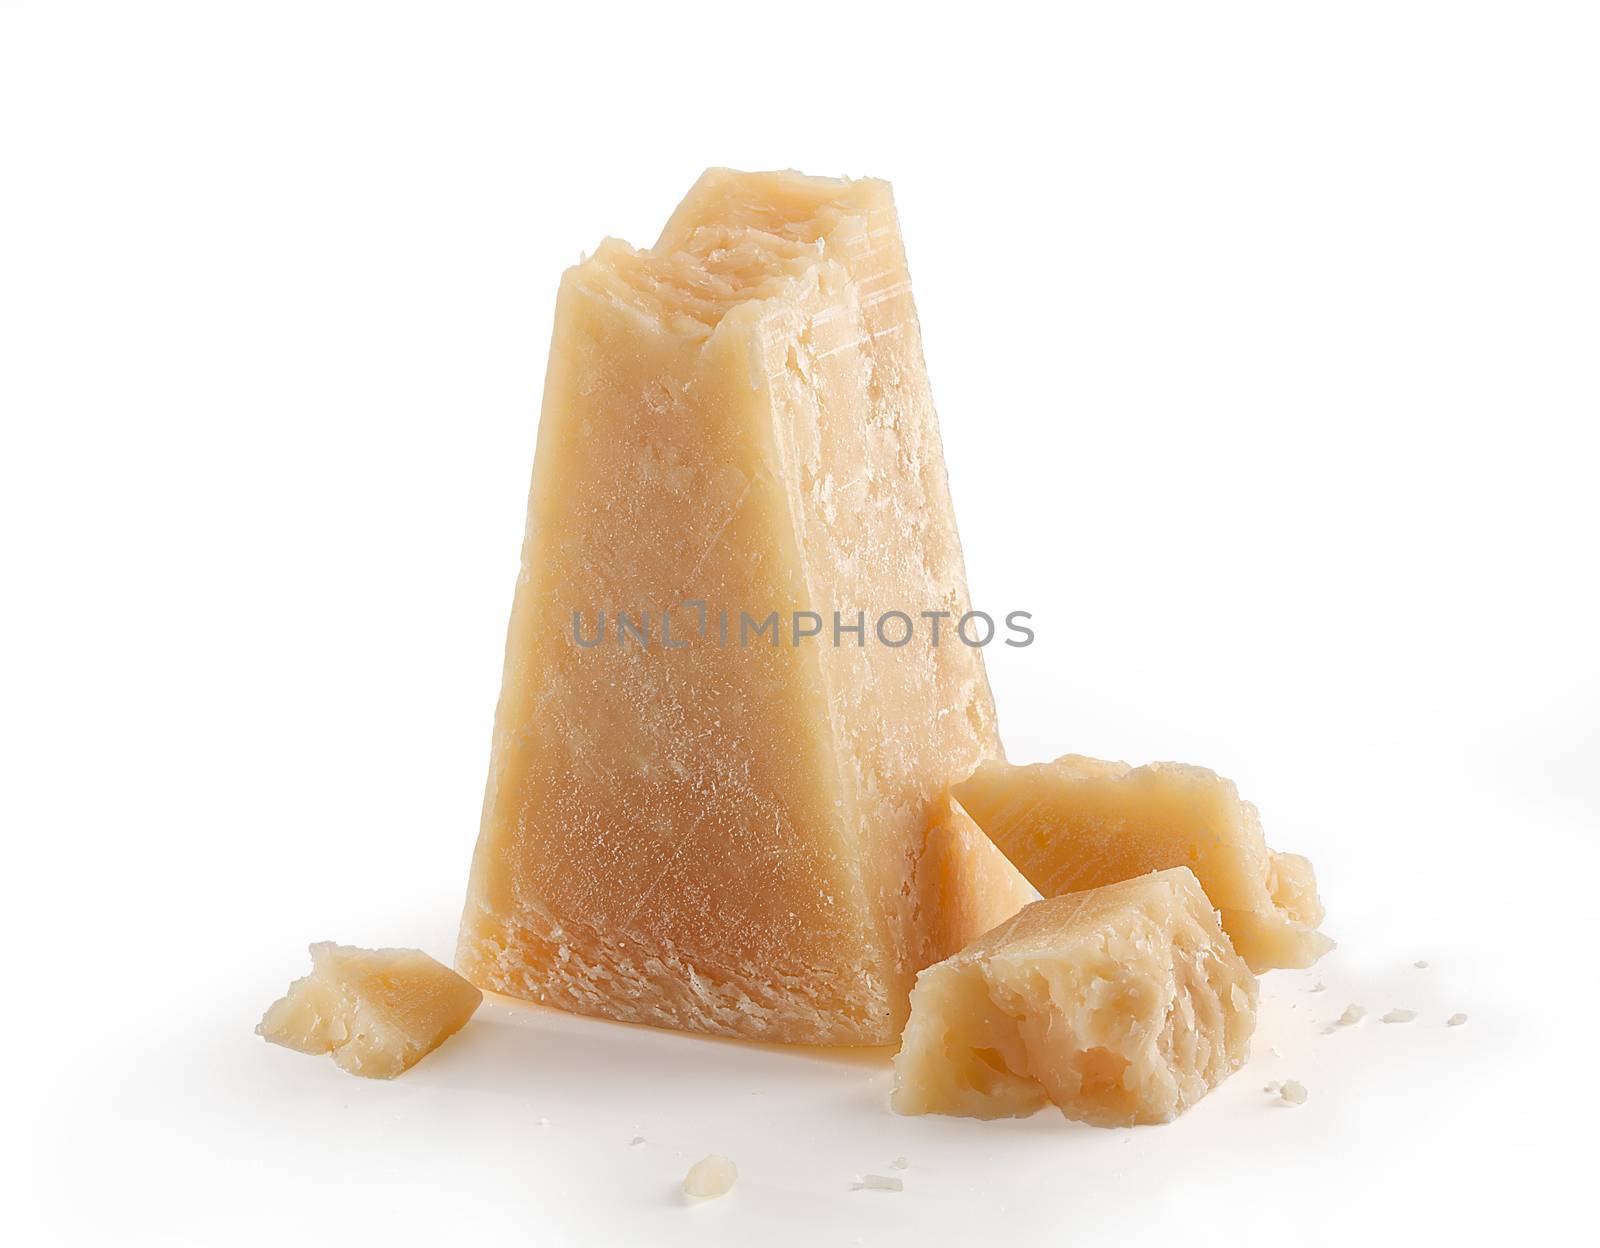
[954,755,1332,972]
[457,170,1003,1045]
[891,868,1257,1127]
[256,943,482,1079]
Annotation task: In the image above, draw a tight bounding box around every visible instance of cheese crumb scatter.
[1279,1081,1308,1105]
[1382,1009,1417,1024]
[892,1157,908,1170]
[1447,1013,1468,1027]
[1337,1004,1367,1026]
[856,1175,904,1192]
[683,1155,737,1200]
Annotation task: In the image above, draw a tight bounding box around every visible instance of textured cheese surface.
[458,170,1003,1044]
[891,868,1257,1127]
[256,943,483,1079]
[954,755,1333,972]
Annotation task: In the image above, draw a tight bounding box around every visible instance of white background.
[4,2,1597,1244]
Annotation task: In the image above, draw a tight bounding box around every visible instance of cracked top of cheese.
[589,170,895,338]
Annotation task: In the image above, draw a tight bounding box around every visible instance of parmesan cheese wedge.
[457,170,1016,1044]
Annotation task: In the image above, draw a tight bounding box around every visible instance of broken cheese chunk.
[257,943,482,1079]
[458,170,1008,1044]
[892,868,1257,1127]
[954,755,1332,972]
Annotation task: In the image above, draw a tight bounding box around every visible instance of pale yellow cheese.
[912,793,1038,969]
[954,755,1333,972]
[891,868,1257,1127]
[457,170,1007,1045]
[257,943,482,1079]
[682,1155,738,1200]
[1278,1079,1309,1105]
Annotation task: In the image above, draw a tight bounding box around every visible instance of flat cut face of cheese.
[954,755,1332,972]
[257,943,483,1079]
[891,868,1257,1127]
[457,170,1003,1045]
[912,794,1038,970]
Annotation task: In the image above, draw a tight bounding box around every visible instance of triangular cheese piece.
[458,170,1016,1044]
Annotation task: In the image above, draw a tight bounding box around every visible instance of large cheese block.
[891,868,1257,1127]
[457,170,1012,1045]
[954,755,1333,972]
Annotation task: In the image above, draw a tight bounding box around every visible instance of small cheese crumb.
[683,1155,737,1200]
[1447,1013,1468,1026]
[629,1136,645,1147]
[1263,1081,1281,1094]
[1278,1080,1308,1105]
[1382,1008,1417,1024]
[1310,981,1326,993]
[891,1157,908,1170]
[1337,1004,1367,1026]
[1414,960,1429,969]
[1267,1046,1281,1057]
[537,1117,549,1127]
[855,1175,904,1192]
